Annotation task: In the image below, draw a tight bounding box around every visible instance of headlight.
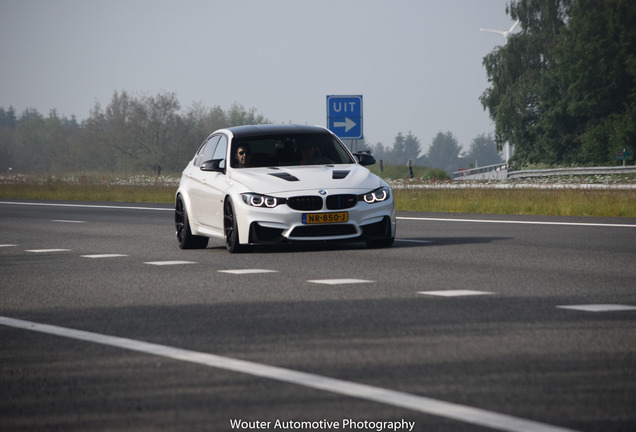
[241,193,283,208]
[361,186,391,204]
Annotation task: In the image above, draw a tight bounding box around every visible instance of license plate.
[302,212,348,224]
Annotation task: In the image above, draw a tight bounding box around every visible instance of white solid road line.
[0,201,172,211]
[0,316,580,432]
[397,216,636,228]
[3,201,633,228]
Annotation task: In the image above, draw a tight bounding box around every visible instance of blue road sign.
[327,95,363,139]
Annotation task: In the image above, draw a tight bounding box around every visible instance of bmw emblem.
[319,189,327,195]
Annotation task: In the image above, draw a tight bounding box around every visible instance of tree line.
[1,89,501,176]
[369,131,503,174]
[481,0,635,166]
[0,91,268,174]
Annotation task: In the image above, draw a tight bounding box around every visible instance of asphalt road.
[1,200,635,432]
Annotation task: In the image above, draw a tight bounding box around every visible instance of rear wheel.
[175,197,208,249]
[224,197,243,253]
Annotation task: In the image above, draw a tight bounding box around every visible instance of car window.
[230,133,355,168]
[212,135,228,170]
[193,142,206,167]
[195,135,220,167]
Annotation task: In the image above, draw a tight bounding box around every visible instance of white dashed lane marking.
[308,279,375,285]
[81,254,129,259]
[51,220,86,223]
[218,269,279,275]
[25,249,72,253]
[418,290,495,297]
[6,237,633,320]
[557,304,636,313]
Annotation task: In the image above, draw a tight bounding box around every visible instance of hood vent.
[269,172,299,182]
[332,170,350,179]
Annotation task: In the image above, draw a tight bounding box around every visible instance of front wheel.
[224,197,244,253]
[175,197,208,249]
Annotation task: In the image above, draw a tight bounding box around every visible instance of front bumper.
[235,193,396,245]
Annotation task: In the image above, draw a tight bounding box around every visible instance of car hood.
[229,164,384,195]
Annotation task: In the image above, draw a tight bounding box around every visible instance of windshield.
[230,133,355,168]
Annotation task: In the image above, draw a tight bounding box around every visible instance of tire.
[224,197,244,253]
[175,197,208,249]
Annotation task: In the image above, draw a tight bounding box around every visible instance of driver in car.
[234,143,252,168]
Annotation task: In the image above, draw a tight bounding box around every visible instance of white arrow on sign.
[333,117,356,132]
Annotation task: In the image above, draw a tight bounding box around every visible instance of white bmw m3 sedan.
[175,124,395,252]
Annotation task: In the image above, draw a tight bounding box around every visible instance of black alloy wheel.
[175,196,208,249]
[223,197,243,253]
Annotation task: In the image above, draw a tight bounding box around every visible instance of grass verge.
[2,182,635,217]
[0,183,177,204]
[394,188,636,217]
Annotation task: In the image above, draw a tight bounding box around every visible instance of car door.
[203,134,229,230]
[188,134,220,227]
[191,134,229,230]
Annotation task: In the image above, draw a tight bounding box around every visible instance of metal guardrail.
[454,165,636,180]
[507,166,636,179]
[453,163,508,180]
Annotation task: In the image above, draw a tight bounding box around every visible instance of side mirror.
[200,159,225,172]
[354,153,376,166]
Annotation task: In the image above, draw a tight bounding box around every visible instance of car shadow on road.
[244,242,370,254]
[392,237,511,248]
[204,236,511,254]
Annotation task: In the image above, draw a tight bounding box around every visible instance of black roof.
[225,124,330,138]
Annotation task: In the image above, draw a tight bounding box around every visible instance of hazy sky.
[1,0,517,151]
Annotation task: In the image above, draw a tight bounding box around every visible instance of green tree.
[481,0,635,166]
[390,132,406,164]
[556,0,636,164]
[480,0,573,165]
[1,93,271,174]
[380,131,423,165]
[79,101,116,172]
[427,131,462,174]
[370,141,388,163]
[104,90,137,170]
[0,107,17,171]
[13,109,46,172]
[403,131,422,162]
[42,110,67,171]
[104,90,182,171]
[465,134,503,167]
[139,91,181,172]
[226,102,268,126]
